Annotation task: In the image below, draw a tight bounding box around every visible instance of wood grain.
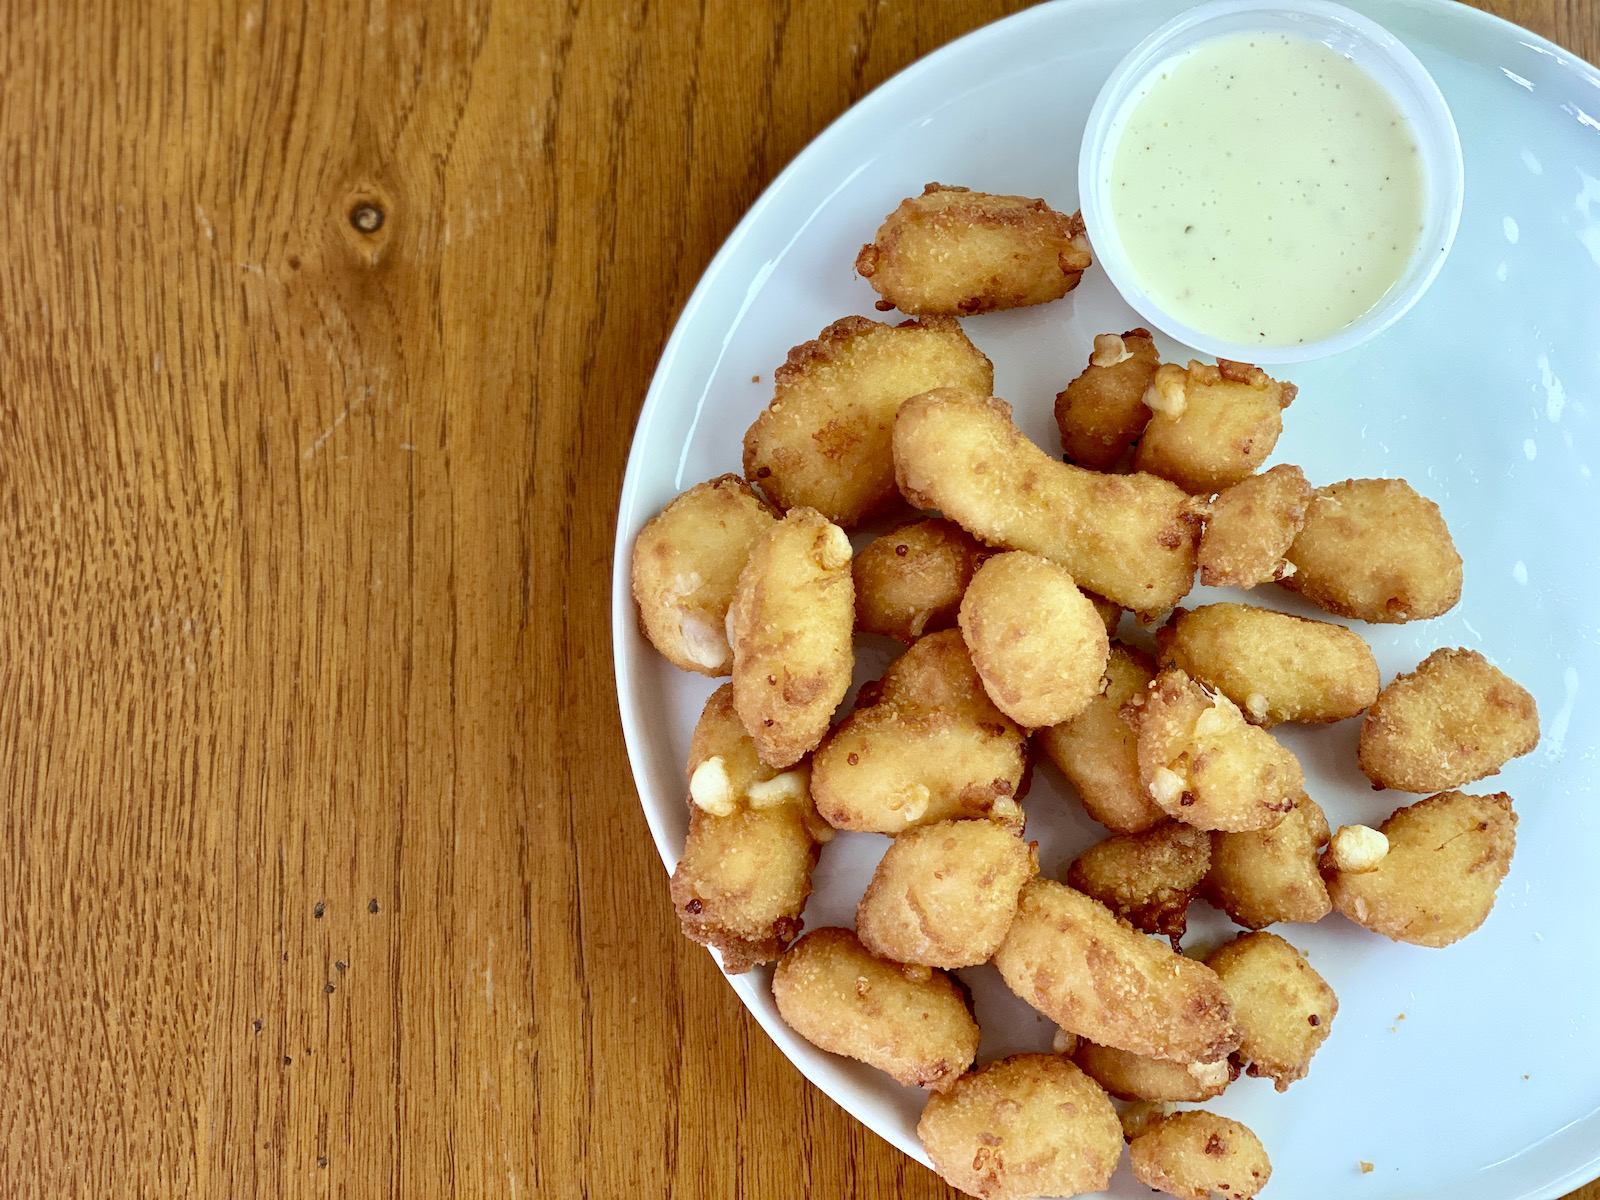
[0,1,1593,1197]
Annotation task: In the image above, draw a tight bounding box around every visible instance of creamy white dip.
[1108,31,1425,347]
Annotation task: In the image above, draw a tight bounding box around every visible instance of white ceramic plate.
[611,2,1600,1196]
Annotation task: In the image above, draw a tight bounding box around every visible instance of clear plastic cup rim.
[1078,0,1465,365]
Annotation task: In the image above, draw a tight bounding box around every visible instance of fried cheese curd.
[1322,790,1517,947]
[1205,932,1337,1092]
[1065,821,1211,948]
[771,927,979,1092]
[1197,463,1313,589]
[893,389,1205,613]
[1128,1111,1272,1200]
[993,879,1240,1064]
[1036,643,1167,834]
[631,475,778,675]
[856,819,1038,968]
[1157,602,1380,727]
[1359,647,1540,792]
[1125,669,1304,833]
[1073,1040,1236,1104]
[728,507,855,768]
[1055,329,1160,469]
[1132,359,1297,496]
[1204,792,1333,929]
[917,1054,1123,1200]
[958,551,1111,728]
[855,184,1093,317]
[853,518,984,643]
[742,314,994,527]
[672,685,832,973]
[811,629,1027,833]
[1279,477,1463,623]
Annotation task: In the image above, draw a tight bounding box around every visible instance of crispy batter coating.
[811,629,1027,833]
[958,551,1111,728]
[1125,669,1304,833]
[1198,463,1313,588]
[742,315,994,527]
[1132,360,1296,496]
[1087,592,1123,637]
[771,927,980,1092]
[631,475,778,674]
[856,184,1093,317]
[687,681,797,801]
[1120,1101,1177,1142]
[672,686,831,972]
[1055,329,1160,469]
[1036,644,1167,833]
[1205,792,1332,929]
[992,879,1240,1064]
[1129,1111,1272,1200]
[1157,602,1380,727]
[1206,932,1337,1092]
[856,820,1038,968]
[1280,478,1462,623]
[894,389,1204,613]
[1072,1040,1236,1103]
[1359,648,1540,792]
[728,507,856,767]
[673,807,820,974]
[1065,822,1211,948]
[917,1055,1122,1200]
[853,518,984,643]
[1323,790,1517,947]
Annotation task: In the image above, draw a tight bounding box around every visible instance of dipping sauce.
[1108,32,1425,347]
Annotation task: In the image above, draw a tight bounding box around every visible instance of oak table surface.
[1,1,1593,1197]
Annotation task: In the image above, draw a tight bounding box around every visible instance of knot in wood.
[350,203,385,233]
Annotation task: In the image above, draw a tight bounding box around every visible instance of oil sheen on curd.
[1108,32,1425,347]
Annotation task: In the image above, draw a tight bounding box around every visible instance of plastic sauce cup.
[1078,0,1464,365]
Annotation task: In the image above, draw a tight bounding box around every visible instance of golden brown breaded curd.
[1125,669,1304,833]
[1036,643,1167,834]
[728,507,856,768]
[1065,821,1211,948]
[771,927,979,1091]
[631,475,778,675]
[687,682,795,801]
[1132,359,1297,496]
[856,820,1038,968]
[1323,790,1517,947]
[1197,463,1313,588]
[855,184,1093,317]
[742,314,993,527]
[1055,329,1160,469]
[1157,602,1380,727]
[853,518,984,643]
[1359,647,1540,792]
[893,389,1205,613]
[1073,1040,1235,1103]
[993,879,1240,1064]
[810,629,1027,834]
[917,1054,1122,1200]
[1279,477,1463,623]
[958,551,1111,728]
[672,806,821,974]
[1206,932,1337,1091]
[673,685,832,971]
[1128,1111,1272,1200]
[1205,792,1333,929]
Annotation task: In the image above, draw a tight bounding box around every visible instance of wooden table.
[1,1,1593,1196]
